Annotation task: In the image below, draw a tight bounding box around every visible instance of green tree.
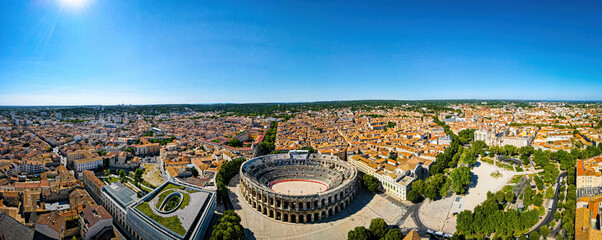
[191,168,199,177]
[362,175,380,193]
[384,228,403,240]
[523,186,533,206]
[412,179,424,195]
[496,191,505,204]
[119,170,126,183]
[407,189,420,203]
[439,178,452,197]
[545,186,554,199]
[450,166,471,194]
[505,192,514,203]
[134,168,144,183]
[225,138,243,147]
[529,231,540,240]
[540,225,550,238]
[347,226,371,240]
[533,193,543,207]
[369,218,388,239]
[211,210,244,240]
[520,154,530,165]
[424,183,437,200]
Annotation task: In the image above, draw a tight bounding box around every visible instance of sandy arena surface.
[270,180,328,195]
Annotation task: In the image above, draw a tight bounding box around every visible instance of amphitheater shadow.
[244,229,256,240]
[309,187,375,224]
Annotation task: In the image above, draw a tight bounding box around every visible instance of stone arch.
[283,213,289,222]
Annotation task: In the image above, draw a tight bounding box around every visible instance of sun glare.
[60,0,89,9]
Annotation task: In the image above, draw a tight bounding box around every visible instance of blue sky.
[1,0,601,105]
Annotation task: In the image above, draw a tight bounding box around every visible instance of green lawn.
[510,175,523,184]
[502,185,515,193]
[136,202,186,236]
[481,157,494,165]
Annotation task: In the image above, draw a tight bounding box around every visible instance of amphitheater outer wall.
[239,153,358,223]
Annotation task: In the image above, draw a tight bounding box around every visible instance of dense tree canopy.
[450,166,471,194]
[384,228,403,240]
[225,138,243,147]
[216,158,246,202]
[362,174,380,193]
[369,218,388,239]
[456,191,539,238]
[348,226,371,240]
[211,210,244,240]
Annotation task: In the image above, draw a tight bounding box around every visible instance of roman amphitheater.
[239,151,358,223]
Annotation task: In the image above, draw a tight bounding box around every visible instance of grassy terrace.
[155,186,191,210]
[136,202,186,236]
[133,182,199,236]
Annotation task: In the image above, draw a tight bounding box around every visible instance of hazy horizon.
[1,98,601,107]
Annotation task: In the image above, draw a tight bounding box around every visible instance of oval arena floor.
[269,180,328,195]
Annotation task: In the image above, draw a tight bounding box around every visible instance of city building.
[349,155,419,200]
[79,204,113,240]
[34,211,65,240]
[100,182,138,229]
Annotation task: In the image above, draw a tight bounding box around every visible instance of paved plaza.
[228,175,410,240]
[418,160,524,234]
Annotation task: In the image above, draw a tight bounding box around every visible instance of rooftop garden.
[154,183,192,211]
[136,202,186,236]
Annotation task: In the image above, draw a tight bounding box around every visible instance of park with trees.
[347,218,404,240]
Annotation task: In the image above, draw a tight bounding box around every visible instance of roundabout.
[239,151,358,223]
